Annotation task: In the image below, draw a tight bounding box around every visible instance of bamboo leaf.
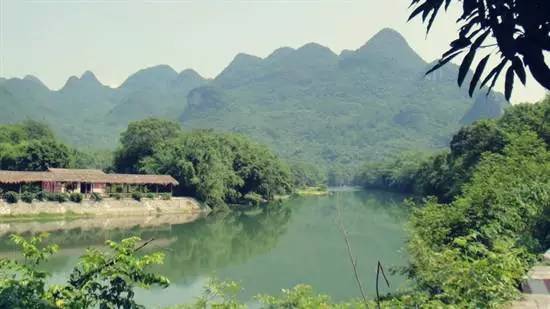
[512,57,526,85]
[458,51,475,86]
[480,58,507,89]
[408,2,429,21]
[469,55,490,96]
[505,66,514,101]
[458,31,490,86]
[426,51,463,75]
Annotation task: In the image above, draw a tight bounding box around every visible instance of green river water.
[0,189,409,307]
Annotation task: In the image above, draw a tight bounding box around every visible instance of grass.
[294,186,329,196]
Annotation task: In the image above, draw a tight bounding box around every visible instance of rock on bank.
[0,197,205,218]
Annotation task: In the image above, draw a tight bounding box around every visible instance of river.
[0,189,410,307]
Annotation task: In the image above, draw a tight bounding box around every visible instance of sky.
[0,0,547,103]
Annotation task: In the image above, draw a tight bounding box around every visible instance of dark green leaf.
[408,2,429,21]
[480,58,507,89]
[458,31,490,86]
[469,55,490,97]
[426,51,463,75]
[512,57,526,85]
[504,66,514,101]
[458,51,475,86]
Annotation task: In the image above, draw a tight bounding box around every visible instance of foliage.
[36,191,47,202]
[175,280,444,309]
[3,191,19,204]
[69,193,83,203]
[21,191,34,203]
[355,151,430,192]
[113,118,182,173]
[409,0,550,100]
[137,127,292,208]
[358,96,550,202]
[146,192,155,199]
[0,234,168,308]
[0,121,106,175]
[289,161,326,188]
[160,193,171,200]
[55,192,69,203]
[406,132,549,307]
[90,192,103,202]
[131,192,142,201]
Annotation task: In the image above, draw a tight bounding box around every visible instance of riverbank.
[0,212,205,237]
[295,187,329,196]
[0,197,205,220]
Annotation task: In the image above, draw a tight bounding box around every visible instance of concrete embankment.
[0,197,205,219]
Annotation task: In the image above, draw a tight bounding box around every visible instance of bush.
[46,192,62,202]
[131,192,142,201]
[69,192,83,203]
[109,193,122,200]
[146,192,155,199]
[160,193,171,200]
[21,192,34,203]
[4,191,19,204]
[35,191,46,201]
[90,192,103,202]
[56,193,68,203]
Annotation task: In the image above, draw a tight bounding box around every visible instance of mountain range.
[0,28,508,167]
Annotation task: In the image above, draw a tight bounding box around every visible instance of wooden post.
[19,183,21,194]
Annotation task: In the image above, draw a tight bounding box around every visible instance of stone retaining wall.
[0,197,204,217]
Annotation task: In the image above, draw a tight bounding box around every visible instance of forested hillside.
[181,28,508,168]
[0,28,507,170]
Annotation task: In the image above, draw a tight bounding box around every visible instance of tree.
[409,0,550,100]
[0,235,168,308]
[140,130,292,208]
[18,120,56,141]
[113,118,182,173]
[14,140,73,171]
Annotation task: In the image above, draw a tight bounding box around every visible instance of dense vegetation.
[181,29,507,171]
[358,96,550,201]
[0,118,292,208]
[0,29,507,175]
[114,118,292,208]
[0,120,109,172]
[353,96,550,307]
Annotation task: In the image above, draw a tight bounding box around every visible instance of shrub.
[56,193,68,203]
[69,192,83,203]
[131,192,142,201]
[90,192,103,202]
[46,192,58,202]
[109,193,122,200]
[21,192,34,203]
[244,192,263,206]
[35,191,46,202]
[4,191,19,204]
[160,193,171,200]
[146,192,155,199]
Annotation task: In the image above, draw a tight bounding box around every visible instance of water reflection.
[0,190,409,307]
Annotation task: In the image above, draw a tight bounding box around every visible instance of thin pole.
[376,261,390,309]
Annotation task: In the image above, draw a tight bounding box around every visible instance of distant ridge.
[0,28,508,168]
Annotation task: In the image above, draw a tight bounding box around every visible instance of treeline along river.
[0,190,409,307]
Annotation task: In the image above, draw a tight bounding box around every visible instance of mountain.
[0,66,207,147]
[179,28,509,166]
[106,66,207,124]
[0,28,508,167]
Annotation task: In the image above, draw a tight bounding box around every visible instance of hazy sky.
[0,0,547,103]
